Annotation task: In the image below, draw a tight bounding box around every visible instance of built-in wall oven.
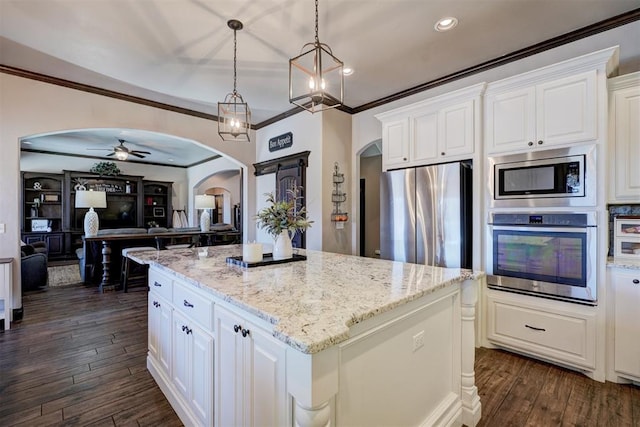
[487,212,597,305]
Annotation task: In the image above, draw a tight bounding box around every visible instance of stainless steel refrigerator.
[380,161,472,268]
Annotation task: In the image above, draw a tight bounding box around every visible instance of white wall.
[349,21,640,254]
[1,73,256,313]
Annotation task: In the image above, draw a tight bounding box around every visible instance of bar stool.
[120,246,155,292]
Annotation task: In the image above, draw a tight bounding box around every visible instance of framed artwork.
[153,207,165,217]
[31,219,49,232]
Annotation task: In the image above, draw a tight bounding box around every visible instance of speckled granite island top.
[129,245,483,354]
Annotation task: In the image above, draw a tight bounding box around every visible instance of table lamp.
[195,195,216,232]
[75,190,107,237]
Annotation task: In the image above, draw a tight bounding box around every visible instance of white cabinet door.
[439,99,475,159]
[245,324,287,427]
[215,304,287,427]
[382,118,410,168]
[172,310,214,427]
[612,268,640,380]
[611,81,640,201]
[215,304,244,427]
[190,324,214,426]
[486,71,597,154]
[411,110,439,164]
[486,87,536,153]
[172,311,191,400]
[149,292,172,375]
[537,71,597,146]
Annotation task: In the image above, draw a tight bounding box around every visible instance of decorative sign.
[268,132,293,152]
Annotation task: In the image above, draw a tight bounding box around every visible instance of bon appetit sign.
[268,132,293,152]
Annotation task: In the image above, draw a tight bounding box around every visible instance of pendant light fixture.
[289,0,344,113]
[218,19,251,142]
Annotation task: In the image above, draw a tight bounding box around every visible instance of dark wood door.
[276,165,306,249]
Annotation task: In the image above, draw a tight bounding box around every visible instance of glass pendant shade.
[218,92,251,142]
[289,0,344,113]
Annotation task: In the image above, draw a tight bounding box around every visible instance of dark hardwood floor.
[1,284,638,426]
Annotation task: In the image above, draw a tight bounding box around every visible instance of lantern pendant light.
[289,0,344,113]
[218,19,251,142]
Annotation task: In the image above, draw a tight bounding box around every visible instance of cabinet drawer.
[173,281,213,331]
[487,293,595,369]
[149,268,173,301]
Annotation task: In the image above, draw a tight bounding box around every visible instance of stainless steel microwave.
[488,146,596,208]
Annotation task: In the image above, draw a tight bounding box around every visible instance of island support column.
[461,278,482,426]
[287,346,339,427]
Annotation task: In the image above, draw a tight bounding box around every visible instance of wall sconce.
[330,162,348,229]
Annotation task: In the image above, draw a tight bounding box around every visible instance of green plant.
[255,187,313,238]
[90,161,120,176]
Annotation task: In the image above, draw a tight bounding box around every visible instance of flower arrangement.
[255,187,313,238]
[90,161,120,176]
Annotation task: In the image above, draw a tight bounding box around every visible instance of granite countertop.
[129,245,483,354]
[607,257,640,270]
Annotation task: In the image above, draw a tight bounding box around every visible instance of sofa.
[21,243,48,291]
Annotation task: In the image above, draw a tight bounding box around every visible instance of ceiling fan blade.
[130,152,146,158]
[132,150,151,155]
[86,148,111,151]
[106,152,115,157]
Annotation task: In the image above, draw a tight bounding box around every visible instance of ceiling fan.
[88,138,151,160]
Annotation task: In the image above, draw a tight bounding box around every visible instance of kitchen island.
[129,245,483,427]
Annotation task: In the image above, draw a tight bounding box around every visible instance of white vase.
[272,230,293,260]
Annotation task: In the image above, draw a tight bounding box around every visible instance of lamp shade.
[195,195,216,209]
[75,190,107,209]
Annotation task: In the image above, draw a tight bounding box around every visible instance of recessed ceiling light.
[435,17,458,32]
[343,67,354,76]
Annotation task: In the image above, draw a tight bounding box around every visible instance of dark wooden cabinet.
[23,233,65,258]
[143,181,173,228]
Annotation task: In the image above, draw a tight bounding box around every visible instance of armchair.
[21,244,48,291]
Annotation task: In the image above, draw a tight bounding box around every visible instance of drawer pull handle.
[234,324,242,333]
[183,300,194,308]
[181,325,192,335]
[633,279,639,285]
[525,324,546,332]
[241,328,251,338]
[153,281,162,287]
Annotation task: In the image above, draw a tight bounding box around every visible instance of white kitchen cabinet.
[381,118,410,167]
[376,83,483,170]
[0,258,12,330]
[148,292,172,375]
[485,289,596,370]
[215,304,287,427]
[172,309,214,427]
[610,267,640,381]
[485,70,597,154]
[608,72,640,202]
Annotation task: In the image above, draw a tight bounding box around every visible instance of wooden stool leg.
[121,257,130,293]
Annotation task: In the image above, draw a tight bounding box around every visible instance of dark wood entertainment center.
[21,170,173,260]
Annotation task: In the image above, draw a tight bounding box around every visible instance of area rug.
[48,263,81,287]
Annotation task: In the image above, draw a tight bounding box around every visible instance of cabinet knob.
[183,299,194,308]
[633,279,639,284]
[403,157,407,161]
[441,152,445,156]
[537,140,543,145]
[528,141,534,147]
[241,328,251,338]
[233,324,242,333]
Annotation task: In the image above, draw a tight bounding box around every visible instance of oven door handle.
[490,225,592,233]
